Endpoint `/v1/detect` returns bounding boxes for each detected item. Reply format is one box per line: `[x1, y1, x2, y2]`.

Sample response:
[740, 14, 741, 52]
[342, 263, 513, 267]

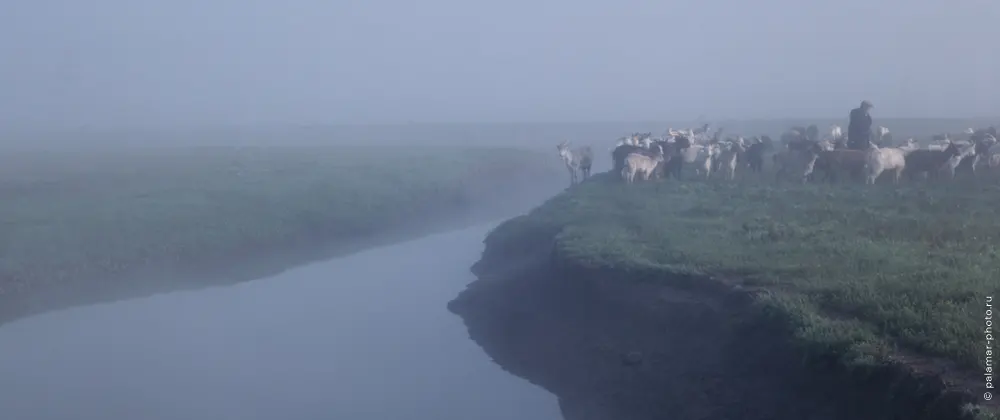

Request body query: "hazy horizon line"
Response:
[2, 116, 997, 133]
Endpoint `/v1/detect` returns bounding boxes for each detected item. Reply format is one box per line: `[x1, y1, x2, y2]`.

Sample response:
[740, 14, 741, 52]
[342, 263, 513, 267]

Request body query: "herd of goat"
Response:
[555, 123, 1000, 187]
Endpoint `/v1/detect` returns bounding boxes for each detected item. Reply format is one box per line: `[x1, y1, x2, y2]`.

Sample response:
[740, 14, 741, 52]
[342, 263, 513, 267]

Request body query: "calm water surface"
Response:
[0, 222, 561, 420]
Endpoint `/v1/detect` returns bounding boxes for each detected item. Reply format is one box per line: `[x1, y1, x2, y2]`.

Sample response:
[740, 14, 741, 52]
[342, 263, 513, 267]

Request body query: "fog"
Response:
[2, 1, 999, 131]
[3, 2, 994, 418]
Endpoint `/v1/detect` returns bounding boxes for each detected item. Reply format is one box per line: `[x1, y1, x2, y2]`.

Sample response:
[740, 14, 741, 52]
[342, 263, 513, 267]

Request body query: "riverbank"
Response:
[0, 145, 561, 325]
[449, 173, 998, 420]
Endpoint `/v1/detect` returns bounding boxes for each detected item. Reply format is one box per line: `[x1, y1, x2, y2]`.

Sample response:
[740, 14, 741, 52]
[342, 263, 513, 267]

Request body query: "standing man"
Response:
[847, 100, 873, 150]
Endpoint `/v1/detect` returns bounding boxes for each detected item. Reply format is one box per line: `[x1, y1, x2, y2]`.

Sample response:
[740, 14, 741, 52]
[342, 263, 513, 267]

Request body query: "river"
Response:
[0, 222, 562, 420]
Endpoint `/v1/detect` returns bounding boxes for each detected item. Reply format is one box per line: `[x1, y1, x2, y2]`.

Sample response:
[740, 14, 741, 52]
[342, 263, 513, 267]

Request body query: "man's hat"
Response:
[861, 100, 874, 108]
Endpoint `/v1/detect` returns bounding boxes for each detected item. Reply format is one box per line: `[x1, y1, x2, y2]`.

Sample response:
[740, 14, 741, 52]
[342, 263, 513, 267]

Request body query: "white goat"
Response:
[695, 144, 720, 179]
[817, 139, 837, 151]
[864, 138, 918, 184]
[621, 145, 665, 184]
[927, 135, 952, 151]
[715, 142, 744, 181]
[680, 144, 705, 164]
[877, 126, 890, 139]
[557, 141, 594, 186]
[830, 124, 843, 140]
[983, 137, 1000, 171]
[610, 134, 646, 151]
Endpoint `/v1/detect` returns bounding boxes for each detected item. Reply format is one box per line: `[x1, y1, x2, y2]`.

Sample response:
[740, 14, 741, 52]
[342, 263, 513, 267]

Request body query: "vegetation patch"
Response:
[483, 172, 998, 417]
[0, 145, 556, 320]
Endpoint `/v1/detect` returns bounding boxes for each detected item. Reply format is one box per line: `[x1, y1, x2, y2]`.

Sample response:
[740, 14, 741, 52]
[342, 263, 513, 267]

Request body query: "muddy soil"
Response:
[449, 263, 897, 420]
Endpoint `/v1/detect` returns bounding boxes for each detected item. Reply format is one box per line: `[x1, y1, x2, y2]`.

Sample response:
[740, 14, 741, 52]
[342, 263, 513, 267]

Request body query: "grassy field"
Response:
[0, 145, 557, 320]
[486, 169, 996, 407]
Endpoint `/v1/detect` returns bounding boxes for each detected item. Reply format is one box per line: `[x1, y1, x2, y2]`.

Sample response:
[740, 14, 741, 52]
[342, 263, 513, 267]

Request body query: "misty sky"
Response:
[2, 0, 998, 128]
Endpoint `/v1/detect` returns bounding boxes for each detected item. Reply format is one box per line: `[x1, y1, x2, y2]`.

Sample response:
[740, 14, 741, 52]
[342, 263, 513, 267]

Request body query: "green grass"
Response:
[488, 171, 997, 376]
[0, 145, 556, 304]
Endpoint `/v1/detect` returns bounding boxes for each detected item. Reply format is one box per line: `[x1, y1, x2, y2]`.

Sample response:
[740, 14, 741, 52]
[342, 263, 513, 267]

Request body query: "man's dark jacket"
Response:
[848, 107, 872, 149]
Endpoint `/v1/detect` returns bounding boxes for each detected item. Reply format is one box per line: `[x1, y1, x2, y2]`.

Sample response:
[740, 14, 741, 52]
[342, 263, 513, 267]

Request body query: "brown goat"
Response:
[903, 143, 961, 181]
[815, 149, 868, 183]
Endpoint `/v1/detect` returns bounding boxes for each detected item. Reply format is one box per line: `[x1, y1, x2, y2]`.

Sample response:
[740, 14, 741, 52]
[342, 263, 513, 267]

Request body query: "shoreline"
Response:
[448, 223, 995, 420]
[0, 180, 559, 327]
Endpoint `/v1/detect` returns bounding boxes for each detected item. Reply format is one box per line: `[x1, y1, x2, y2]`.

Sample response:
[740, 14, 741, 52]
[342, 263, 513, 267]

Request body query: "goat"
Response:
[927, 136, 952, 151]
[815, 145, 872, 183]
[903, 143, 962, 181]
[981, 137, 1000, 172]
[781, 129, 808, 149]
[817, 139, 837, 151]
[956, 134, 997, 176]
[695, 143, 721, 179]
[805, 125, 820, 142]
[939, 142, 978, 179]
[874, 126, 892, 146]
[610, 136, 630, 151]
[864, 139, 918, 185]
[653, 135, 692, 180]
[743, 137, 773, 173]
[556, 141, 593, 186]
[968, 127, 997, 144]
[774, 143, 823, 184]
[612, 144, 648, 174]
[784, 129, 817, 153]
[613, 134, 685, 179]
[680, 144, 705, 165]
[622, 145, 665, 184]
[714, 142, 744, 181]
[829, 125, 843, 141]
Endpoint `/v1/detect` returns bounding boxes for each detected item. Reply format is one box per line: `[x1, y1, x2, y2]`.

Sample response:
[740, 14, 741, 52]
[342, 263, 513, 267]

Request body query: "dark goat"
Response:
[815, 148, 869, 183]
[957, 137, 995, 175]
[781, 129, 808, 149]
[612, 145, 649, 175]
[653, 136, 692, 180]
[786, 138, 817, 152]
[805, 124, 819, 142]
[612, 137, 674, 175]
[744, 138, 773, 173]
[903, 143, 962, 180]
[971, 127, 998, 141]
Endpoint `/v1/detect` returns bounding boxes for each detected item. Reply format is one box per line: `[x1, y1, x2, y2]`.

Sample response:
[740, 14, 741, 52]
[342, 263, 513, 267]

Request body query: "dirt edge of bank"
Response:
[448, 232, 992, 420]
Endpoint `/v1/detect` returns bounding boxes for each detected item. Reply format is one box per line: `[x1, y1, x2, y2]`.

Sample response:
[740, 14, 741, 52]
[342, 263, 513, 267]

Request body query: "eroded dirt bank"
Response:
[448, 247, 975, 420]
